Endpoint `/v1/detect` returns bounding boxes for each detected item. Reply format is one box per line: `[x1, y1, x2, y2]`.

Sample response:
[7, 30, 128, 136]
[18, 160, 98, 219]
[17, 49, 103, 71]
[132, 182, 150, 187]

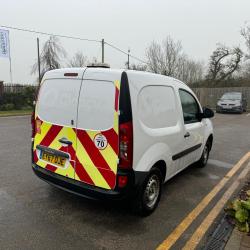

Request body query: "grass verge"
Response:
[0, 109, 32, 117]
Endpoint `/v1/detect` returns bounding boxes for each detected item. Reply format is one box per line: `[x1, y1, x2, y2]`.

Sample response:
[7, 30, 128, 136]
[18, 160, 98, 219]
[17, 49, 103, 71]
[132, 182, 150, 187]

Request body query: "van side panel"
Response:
[127, 72, 184, 179]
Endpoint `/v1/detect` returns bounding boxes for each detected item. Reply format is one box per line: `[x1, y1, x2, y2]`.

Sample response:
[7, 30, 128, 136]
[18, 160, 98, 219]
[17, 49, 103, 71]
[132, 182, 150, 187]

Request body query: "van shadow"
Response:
[42, 164, 207, 235]
[45, 184, 147, 235]
[160, 163, 208, 198]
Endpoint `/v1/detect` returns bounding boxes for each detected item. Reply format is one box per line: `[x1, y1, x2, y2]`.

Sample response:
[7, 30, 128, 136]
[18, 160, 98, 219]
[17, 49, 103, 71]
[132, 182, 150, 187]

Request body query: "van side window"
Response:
[179, 89, 200, 124]
[138, 85, 178, 129]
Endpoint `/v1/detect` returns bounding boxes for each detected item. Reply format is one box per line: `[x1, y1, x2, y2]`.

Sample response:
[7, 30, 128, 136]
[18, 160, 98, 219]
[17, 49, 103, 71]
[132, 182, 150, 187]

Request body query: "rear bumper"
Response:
[32, 164, 147, 201]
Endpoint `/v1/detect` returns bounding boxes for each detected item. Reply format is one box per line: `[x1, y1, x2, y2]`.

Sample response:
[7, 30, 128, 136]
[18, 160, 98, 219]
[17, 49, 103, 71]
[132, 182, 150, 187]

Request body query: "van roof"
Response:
[42, 67, 187, 88]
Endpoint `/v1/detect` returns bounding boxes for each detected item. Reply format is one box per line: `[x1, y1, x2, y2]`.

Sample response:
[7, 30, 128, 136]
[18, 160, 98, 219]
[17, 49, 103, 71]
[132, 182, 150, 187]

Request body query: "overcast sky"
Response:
[0, 0, 250, 84]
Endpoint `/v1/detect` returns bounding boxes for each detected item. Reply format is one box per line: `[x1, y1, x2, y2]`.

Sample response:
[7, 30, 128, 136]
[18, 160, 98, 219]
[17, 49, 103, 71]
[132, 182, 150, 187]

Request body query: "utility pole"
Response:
[37, 38, 41, 84]
[127, 49, 130, 69]
[101, 39, 104, 63]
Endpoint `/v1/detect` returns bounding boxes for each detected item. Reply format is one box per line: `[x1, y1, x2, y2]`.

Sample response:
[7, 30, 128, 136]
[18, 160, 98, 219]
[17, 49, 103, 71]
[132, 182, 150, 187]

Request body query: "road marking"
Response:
[246, 113, 250, 117]
[156, 152, 250, 250]
[182, 162, 250, 250]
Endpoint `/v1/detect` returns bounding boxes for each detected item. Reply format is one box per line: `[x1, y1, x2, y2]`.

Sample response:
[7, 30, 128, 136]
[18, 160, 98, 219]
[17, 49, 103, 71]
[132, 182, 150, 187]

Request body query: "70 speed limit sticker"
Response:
[93, 133, 108, 150]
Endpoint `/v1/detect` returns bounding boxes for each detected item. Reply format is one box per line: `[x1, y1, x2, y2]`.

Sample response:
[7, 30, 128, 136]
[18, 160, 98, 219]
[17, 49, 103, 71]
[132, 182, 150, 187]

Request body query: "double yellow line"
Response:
[157, 152, 250, 250]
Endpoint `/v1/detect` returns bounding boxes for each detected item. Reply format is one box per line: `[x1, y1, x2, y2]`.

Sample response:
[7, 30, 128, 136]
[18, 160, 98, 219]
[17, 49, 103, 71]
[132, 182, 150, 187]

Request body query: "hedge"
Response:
[0, 86, 37, 110]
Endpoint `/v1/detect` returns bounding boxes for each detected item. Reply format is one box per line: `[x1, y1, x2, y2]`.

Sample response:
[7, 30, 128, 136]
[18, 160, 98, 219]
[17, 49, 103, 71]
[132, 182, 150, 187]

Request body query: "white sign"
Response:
[0, 29, 10, 58]
[94, 133, 108, 150]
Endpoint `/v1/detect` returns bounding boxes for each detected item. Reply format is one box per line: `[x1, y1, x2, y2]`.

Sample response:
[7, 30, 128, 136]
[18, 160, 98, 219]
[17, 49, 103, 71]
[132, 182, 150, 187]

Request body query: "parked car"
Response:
[216, 92, 247, 113]
[31, 66, 214, 215]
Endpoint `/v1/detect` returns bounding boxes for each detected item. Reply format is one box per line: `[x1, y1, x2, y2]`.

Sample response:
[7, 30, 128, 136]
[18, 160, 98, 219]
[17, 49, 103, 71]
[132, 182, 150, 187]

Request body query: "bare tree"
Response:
[241, 24, 250, 59]
[177, 56, 204, 84]
[206, 44, 243, 82]
[238, 61, 250, 79]
[124, 62, 147, 71]
[67, 51, 88, 67]
[146, 36, 183, 75]
[31, 36, 66, 76]
[130, 63, 147, 71]
[162, 37, 183, 76]
[240, 24, 250, 79]
[146, 36, 204, 84]
[146, 41, 163, 73]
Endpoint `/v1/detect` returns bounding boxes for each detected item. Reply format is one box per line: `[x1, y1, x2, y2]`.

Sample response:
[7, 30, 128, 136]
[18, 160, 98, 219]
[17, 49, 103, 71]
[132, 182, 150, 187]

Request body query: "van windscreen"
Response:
[77, 80, 115, 131]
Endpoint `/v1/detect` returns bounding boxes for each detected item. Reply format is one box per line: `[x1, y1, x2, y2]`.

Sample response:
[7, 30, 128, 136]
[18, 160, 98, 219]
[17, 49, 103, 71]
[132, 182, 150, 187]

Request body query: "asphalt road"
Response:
[0, 113, 250, 250]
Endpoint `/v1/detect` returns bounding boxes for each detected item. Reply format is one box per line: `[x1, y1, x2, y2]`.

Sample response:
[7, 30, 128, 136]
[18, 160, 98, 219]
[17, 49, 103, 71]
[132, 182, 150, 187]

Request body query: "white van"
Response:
[32, 66, 214, 215]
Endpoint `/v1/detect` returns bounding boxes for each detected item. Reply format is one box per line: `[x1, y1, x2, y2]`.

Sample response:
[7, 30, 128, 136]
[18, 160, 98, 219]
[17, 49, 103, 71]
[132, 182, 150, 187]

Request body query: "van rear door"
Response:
[33, 78, 82, 179]
[75, 79, 120, 190]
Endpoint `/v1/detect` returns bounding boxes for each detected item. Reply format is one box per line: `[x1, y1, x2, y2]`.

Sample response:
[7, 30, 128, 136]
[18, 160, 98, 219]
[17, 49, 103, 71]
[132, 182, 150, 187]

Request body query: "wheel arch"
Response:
[207, 134, 213, 151]
[151, 160, 167, 182]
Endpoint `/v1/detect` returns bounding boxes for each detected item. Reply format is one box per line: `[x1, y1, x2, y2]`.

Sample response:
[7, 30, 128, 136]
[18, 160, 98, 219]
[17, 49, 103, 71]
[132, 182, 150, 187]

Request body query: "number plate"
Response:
[41, 151, 66, 167]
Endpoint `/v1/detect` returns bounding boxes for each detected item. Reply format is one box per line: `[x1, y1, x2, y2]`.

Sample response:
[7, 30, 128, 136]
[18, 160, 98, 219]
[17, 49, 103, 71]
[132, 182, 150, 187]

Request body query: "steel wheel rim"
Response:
[144, 174, 160, 208]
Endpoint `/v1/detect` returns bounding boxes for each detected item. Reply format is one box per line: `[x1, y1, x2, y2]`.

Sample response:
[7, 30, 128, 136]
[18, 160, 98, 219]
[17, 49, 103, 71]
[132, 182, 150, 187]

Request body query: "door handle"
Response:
[184, 132, 190, 138]
[59, 137, 72, 145]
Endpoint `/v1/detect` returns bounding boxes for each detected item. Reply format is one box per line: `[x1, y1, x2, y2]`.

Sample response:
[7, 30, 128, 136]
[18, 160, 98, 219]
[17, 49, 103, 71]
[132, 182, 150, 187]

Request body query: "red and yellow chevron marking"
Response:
[33, 80, 120, 190]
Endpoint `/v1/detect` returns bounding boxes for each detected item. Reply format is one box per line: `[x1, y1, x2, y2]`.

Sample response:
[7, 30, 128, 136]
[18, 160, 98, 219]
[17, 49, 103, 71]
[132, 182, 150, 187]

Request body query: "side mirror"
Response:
[201, 107, 214, 119]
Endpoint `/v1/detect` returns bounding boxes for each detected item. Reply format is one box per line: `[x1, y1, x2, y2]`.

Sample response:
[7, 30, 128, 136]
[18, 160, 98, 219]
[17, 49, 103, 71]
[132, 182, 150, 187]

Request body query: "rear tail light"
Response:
[36, 120, 42, 134]
[119, 122, 133, 169]
[31, 111, 35, 138]
[31, 111, 42, 138]
[31, 81, 43, 138]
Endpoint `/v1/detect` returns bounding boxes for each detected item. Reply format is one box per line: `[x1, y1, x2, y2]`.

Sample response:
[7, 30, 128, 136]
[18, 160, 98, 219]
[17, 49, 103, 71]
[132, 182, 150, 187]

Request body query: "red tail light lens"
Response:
[36, 120, 42, 134]
[119, 122, 133, 169]
[31, 111, 35, 138]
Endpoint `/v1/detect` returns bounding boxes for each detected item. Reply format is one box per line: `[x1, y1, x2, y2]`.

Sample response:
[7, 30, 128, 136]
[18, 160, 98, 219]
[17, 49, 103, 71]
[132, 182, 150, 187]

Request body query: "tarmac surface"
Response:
[0, 113, 250, 250]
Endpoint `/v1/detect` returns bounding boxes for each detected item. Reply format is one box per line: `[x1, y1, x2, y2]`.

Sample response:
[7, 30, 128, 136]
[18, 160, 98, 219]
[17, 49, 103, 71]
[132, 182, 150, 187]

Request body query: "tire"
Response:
[132, 168, 162, 216]
[196, 140, 211, 168]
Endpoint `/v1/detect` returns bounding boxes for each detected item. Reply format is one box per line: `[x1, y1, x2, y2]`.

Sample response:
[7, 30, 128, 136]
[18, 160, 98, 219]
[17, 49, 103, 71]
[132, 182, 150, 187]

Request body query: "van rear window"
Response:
[37, 79, 81, 126]
[77, 80, 115, 131]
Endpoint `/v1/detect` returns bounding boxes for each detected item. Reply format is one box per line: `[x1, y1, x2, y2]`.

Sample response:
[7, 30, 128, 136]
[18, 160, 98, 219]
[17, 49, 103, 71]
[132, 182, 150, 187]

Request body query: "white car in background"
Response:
[216, 92, 247, 113]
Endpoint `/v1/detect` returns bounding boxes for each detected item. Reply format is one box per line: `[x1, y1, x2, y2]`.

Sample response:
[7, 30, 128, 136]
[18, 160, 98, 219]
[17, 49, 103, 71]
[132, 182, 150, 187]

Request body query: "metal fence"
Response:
[192, 87, 250, 110]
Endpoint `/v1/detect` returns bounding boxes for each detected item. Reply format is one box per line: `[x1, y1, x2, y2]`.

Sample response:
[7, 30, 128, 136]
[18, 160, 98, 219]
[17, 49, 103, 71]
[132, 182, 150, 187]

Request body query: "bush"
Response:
[225, 190, 250, 233]
[0, 86, 37, 110]
[0, 103, 15, 111]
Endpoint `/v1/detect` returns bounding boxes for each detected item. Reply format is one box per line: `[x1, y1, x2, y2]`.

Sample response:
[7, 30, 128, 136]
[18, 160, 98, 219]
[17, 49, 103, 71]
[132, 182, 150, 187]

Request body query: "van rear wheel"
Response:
[196, 141, 210, 168]
[132, 168, 162, 216]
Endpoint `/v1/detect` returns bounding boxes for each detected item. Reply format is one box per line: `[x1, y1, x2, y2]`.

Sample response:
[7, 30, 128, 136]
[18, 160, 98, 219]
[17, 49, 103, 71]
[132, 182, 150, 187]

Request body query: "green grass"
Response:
[0, 109, 32, 117]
